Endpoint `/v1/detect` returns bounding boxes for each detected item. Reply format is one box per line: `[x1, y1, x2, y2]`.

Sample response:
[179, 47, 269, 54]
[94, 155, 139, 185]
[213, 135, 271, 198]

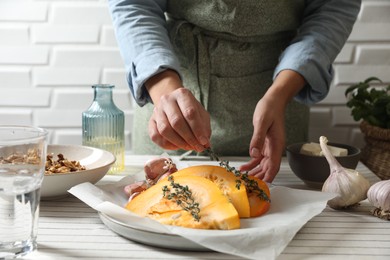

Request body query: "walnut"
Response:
[44, 153, 86, 174]
[0, 148, 42, 165]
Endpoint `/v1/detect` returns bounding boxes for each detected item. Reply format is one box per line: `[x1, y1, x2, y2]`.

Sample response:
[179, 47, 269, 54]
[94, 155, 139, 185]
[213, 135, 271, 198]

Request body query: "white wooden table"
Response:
[25, 155, 390, 260]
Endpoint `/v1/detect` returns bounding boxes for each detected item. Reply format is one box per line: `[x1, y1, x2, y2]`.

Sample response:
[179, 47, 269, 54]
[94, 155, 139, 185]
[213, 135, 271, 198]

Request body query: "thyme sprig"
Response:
[206, 148, 270, 202]
[162, 175, 201, 221]
[206, 147, 220, 161]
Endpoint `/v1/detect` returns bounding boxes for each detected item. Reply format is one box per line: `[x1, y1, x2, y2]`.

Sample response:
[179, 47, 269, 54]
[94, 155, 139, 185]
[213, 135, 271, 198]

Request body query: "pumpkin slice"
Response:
[126, 175, 240, 230]
[171, 165, 251, 218]
[246, 176, 271, 217]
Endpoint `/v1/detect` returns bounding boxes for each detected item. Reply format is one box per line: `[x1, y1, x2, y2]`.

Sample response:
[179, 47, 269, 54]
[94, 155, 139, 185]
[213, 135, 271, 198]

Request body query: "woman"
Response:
[108, 0, 361, 182]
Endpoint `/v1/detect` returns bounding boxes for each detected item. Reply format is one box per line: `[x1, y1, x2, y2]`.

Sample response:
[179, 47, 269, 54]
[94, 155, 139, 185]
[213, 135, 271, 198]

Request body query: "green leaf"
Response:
[345, 77, 390, 129]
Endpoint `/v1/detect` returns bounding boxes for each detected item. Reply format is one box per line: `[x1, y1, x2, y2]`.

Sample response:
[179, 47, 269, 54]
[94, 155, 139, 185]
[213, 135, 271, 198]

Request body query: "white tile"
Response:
[349, 22, 390, 41]
[0, 109, 32, 125]
[32, 25, 100, 43]
[51, 89, 96, 109]
[52, 47, 123, 68]
[308, 127, 350, 144]
[0, 25, 30, 45]
[34, 109, 82, 127]
[33, 68, 100, 86]
[50, 3, 112, 25]
[334, 65, 390, 85]
[356, 45, 390, 65]
[309, 107, 332, 128]
[0, 1, 47, 22]
[0, 89, 51, 106]
[318, 83, 350, 105]
[112, 90, 134, 112]
[102, 68, 129, 90]
[360, 1, 390, 22]
[0, 68, 31, 88]
[50, 88, 132, 113]
[52, 129, 82, 146]
[0, 46, 49, 65]
[334, 44, 355, 63]
[332, 107, 359, 126]
[101, 26, 118, 47]
[35, 106, 132, 129]
[51, 129, 132, 151]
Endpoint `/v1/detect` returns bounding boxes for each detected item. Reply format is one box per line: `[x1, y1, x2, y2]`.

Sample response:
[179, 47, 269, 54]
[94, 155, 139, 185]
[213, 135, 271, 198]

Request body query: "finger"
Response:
[177, 95, 211, 147]
[239, 157, 262, 172]
[253, 145, 283, 183]
[261, 161, 279, 183]
[239, 157, 268, 181]
[249, 161, 269, 181]
[249, 119, 268, 159]
[148, 113, 182, 150]
[153, 103, 193, 150]
[261, 144, 283, 183]
[162, 106, 202, 151]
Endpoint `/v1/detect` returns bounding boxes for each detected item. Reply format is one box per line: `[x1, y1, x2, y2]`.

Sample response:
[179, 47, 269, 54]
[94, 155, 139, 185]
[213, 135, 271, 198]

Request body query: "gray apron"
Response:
[133, 0, 309, 156]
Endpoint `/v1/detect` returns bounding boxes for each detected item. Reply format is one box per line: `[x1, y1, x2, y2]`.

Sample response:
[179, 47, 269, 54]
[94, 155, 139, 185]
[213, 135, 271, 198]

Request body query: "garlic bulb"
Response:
[319, 136, 370, 209]
[367, 180, 390, 220]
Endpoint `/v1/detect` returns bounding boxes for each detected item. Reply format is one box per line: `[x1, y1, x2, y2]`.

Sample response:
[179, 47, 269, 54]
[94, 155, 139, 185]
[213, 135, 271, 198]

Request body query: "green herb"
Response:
[162, 175, 201, 221]
[207, 149, 270, 202]
[345, 77, 390, 129]
[206, 147, 220, 162]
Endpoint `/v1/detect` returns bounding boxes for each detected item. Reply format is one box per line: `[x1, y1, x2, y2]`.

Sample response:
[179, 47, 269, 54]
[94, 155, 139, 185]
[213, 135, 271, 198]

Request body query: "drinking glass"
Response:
[0, 126, 48, 259]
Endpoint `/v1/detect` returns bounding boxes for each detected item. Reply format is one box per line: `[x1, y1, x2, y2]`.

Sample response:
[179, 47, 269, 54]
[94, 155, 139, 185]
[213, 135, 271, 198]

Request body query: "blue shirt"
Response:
[108, 0, 361, 106]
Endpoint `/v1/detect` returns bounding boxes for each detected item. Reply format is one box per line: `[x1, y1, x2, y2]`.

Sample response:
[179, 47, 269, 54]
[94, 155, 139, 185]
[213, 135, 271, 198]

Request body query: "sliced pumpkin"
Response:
[171, 165, 251, 218]
[245, 175, 271, 217]
[126, 175, 240, 230]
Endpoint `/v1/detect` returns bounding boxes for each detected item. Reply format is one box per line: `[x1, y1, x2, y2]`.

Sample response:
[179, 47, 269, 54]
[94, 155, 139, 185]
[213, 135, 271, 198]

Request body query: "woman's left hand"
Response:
[239, 94, 285, 183]
[239, 70, 307, 182]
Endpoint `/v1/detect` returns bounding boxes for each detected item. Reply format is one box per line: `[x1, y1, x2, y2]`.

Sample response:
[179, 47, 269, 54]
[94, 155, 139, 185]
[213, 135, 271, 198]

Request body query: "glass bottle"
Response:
[82, 84, 125, 174]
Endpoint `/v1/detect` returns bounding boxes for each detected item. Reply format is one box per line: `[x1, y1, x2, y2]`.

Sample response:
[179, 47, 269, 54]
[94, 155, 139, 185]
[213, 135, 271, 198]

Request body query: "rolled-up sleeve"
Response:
[274, 0, 361, 105]
[108, 0, 181, 106]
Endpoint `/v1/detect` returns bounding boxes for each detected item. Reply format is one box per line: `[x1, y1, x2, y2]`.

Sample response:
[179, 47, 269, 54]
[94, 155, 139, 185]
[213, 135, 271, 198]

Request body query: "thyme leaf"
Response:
[206, 148, 270, 202]
[162, 175, 201, 221]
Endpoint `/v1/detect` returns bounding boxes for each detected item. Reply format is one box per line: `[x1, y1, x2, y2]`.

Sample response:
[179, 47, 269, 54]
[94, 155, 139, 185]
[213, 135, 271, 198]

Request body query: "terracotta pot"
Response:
[360, 121, 390, 180]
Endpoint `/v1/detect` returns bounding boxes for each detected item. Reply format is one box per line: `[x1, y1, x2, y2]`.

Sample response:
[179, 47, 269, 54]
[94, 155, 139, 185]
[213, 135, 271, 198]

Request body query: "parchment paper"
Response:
[68, 169, 334, 260]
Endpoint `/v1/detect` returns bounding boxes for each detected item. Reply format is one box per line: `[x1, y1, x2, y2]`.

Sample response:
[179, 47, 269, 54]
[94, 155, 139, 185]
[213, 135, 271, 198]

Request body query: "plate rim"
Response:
[98, 212, 211, 251]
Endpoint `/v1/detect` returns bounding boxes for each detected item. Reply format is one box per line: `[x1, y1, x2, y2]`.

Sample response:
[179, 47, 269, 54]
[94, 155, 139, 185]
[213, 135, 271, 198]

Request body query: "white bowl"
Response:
[41, 145, 116, 199]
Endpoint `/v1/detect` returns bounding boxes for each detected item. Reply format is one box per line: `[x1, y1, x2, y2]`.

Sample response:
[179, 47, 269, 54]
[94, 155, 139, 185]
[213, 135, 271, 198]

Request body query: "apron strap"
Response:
[169, 20, 210, 109]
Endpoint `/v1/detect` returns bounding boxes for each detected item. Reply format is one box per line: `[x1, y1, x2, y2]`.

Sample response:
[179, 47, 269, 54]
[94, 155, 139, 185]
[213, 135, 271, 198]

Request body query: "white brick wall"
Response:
[0, 0, 388, 151]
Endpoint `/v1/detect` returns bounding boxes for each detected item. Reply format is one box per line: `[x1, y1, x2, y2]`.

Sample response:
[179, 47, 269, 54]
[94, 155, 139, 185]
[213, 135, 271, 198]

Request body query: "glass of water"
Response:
[0, 126, 48, 259]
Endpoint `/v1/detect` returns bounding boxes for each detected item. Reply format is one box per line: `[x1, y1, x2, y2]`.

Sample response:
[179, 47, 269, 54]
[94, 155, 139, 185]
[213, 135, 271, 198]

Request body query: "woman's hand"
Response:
[240, 70, 307, 182]
[239, 94, 285, 183]
[146, 70, 211, 152]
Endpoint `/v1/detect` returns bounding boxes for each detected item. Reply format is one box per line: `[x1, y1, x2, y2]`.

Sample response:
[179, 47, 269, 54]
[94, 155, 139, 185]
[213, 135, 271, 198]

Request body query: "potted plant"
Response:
[345, 77, 390, 180]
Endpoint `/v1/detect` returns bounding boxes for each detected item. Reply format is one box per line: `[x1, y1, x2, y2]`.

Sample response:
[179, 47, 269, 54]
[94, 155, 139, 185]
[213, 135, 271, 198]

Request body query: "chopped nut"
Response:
[0, 148, 42, 165]
[44, 153, 86, 174]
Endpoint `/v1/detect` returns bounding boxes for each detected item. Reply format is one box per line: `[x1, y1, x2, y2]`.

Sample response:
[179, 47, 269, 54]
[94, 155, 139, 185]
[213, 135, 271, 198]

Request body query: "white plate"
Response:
[41, 145, 115, 199]
[98, 212, 210, 251]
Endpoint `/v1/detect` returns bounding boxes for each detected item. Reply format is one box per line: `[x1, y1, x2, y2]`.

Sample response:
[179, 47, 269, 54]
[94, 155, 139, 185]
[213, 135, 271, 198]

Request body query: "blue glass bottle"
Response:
[82, 84, 125, 174]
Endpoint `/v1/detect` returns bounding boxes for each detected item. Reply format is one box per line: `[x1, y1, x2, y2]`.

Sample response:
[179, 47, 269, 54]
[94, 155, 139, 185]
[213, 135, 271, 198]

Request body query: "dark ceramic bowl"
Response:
[286, 142, 361, 189]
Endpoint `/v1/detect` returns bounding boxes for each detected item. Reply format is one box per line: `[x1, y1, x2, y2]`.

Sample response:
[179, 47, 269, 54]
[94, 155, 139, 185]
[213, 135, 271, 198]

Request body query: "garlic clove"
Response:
[124, 180, 148, 197]
[367, 180, 390, 220]
[319, 136, 370, 209]
[144, 157, 178, 186]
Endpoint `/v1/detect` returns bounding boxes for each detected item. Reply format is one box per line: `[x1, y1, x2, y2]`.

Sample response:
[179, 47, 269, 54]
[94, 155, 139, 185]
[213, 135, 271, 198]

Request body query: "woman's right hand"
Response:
[145, 70, 211, 152]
